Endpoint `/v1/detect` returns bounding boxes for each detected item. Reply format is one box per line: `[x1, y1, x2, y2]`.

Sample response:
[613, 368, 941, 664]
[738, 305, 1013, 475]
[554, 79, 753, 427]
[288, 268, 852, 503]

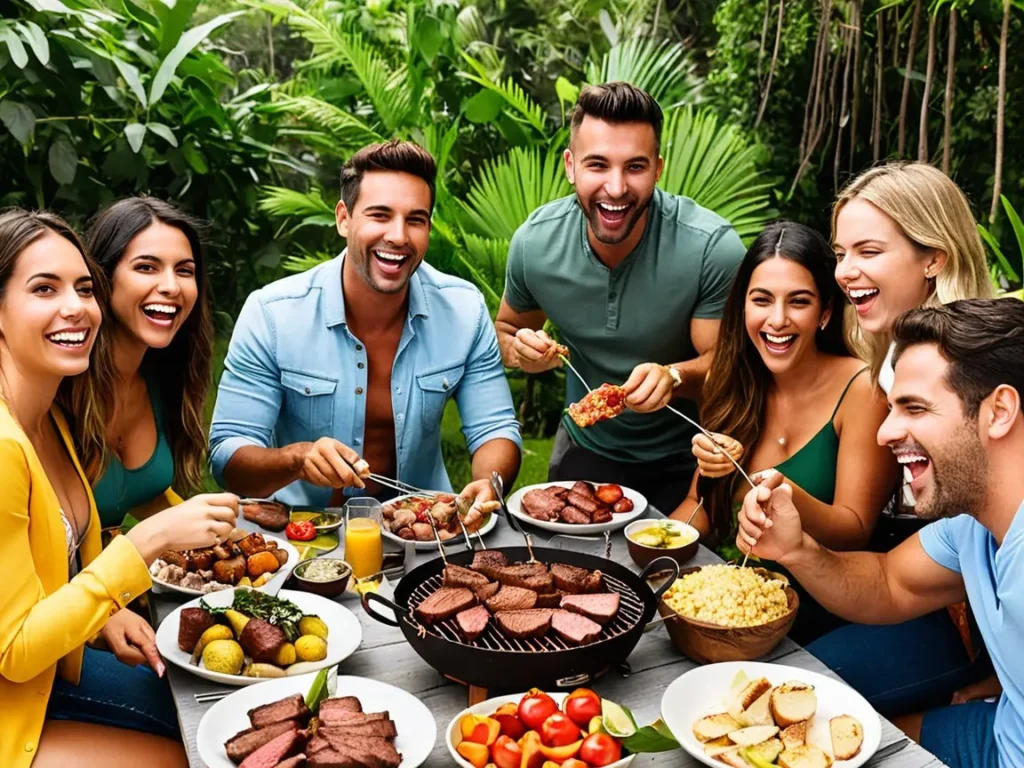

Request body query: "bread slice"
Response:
[728, 677, 773, 721]
[693, 713, 742, 743]
[739, 688, 774, 727]
[703, 736, 735, 757]
[781, 721, 807, 750]
[727, 725, 780, 746]
[746, 737, 783, 764]
[714, 749, 749, 768]
[778, 745, 833, 768]
[830, 715, 864, 760]
[770, 681, 817, 726]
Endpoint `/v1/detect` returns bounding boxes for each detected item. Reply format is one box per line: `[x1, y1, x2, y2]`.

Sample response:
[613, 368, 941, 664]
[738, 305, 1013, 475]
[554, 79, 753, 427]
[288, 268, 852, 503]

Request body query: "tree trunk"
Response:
[267, 16, 275, 78]
[898, 0, 923, 156]
[758, 0, 772, 82]
[918, 12, 937, 161]
[942, 8, 957, 174]
[835, 24, 855, 191]
[755, 0, 786, 130]
[990, 0, 1009, 223]
[799, 0, 829, 159]
[873, 9, 885, 161]
[849, 0, 863, 172]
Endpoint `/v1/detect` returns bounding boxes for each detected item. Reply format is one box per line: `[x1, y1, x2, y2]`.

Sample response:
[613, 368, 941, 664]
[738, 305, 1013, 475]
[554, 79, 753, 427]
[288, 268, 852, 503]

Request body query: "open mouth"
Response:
[848, 287, 879, 315]
[45, 328, 90, 349]
[142, 303, 180, 327]
[372, 248, 412, 277]
[595, 201, 634, 229]
[760, 331, 797, 355]
[896, 449, 931, 488]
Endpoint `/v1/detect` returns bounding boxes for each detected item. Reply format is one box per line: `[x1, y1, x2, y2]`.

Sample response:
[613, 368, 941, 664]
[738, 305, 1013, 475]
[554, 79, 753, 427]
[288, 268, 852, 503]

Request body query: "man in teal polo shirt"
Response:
[495, 82, 745, 512]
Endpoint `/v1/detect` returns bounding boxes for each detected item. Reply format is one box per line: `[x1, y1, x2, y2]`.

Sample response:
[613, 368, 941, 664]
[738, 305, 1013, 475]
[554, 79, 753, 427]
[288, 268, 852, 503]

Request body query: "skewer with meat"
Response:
[567, 383, 627, 428]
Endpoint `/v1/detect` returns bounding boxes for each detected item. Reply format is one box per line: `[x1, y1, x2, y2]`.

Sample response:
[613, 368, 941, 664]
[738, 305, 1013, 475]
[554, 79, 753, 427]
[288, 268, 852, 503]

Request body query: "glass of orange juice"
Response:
[344, 497, 384, 580]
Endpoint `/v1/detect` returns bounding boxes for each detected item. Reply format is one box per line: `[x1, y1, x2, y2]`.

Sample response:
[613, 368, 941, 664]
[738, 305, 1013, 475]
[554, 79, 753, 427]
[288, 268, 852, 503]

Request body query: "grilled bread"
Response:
[726, 725, 779, 746]
[728, 677, 773, 723]
[830, 715, 864, 760]
[692, 713, 742, 743]
[777, 745, 833, 768]
[770, 681, 817, 727]
[702, 736, 734, 757]
[739, 689, 774, 727]
[714, 749, 748, 768]
[780, 721, 808, 750]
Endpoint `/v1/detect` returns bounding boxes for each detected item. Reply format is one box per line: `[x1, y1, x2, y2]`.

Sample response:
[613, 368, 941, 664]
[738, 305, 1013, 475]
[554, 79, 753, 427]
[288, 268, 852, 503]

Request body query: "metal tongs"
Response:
[490, 471, 538, 563]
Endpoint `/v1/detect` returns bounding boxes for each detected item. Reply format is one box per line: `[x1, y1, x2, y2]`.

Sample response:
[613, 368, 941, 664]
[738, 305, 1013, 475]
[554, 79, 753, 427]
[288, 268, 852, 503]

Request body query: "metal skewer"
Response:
[558, 354, 593, 394]
[490, 471, 538, 563]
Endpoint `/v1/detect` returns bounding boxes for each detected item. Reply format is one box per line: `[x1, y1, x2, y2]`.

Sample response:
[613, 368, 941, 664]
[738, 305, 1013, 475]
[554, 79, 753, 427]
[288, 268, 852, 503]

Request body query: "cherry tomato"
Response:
[563, 689, 602, 728]
[518, 689, 559, 731]
[490, 735, 522, 768]
[540, 712, 580, 748]
[580, 733, 622, 767]
[285, 520, 317, 541]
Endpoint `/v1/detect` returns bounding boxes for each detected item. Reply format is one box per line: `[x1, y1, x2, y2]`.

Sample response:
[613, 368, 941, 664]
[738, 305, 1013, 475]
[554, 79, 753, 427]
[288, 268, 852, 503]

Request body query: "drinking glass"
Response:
[344, 497, 384, 580]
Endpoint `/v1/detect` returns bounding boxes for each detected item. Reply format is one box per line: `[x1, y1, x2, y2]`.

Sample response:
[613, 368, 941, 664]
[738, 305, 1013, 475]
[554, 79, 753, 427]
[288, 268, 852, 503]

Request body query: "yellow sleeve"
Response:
[0, 438, 152, 684]
[164, 488, 184, 505]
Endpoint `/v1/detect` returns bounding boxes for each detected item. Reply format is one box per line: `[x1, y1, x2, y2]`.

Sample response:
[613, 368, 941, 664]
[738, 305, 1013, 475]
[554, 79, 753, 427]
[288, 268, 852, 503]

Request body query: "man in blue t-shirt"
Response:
[736, 298, 1024, 768]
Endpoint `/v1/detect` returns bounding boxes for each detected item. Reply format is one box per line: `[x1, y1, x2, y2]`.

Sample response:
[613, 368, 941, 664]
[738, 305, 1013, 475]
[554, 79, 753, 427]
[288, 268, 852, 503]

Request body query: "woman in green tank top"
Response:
[62, 198, 214, 530]
[669, 222, 900, 642]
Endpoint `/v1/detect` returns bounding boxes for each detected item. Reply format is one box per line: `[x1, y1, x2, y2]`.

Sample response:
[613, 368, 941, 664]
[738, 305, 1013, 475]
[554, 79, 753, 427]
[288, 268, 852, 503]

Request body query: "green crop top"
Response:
[92, 373, 175, 529]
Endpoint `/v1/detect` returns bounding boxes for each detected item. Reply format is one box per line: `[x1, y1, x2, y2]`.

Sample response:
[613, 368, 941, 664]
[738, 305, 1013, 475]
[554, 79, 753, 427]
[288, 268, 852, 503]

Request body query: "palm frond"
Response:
[460, 52, 548, 136]
[263, 96, 384, 151]
[460, 233, 509, 310]
[259, 186, 334, 220]
[585, 37, 701, 105]
[282, 251, 336, 273]
[658, 106, 776, 242]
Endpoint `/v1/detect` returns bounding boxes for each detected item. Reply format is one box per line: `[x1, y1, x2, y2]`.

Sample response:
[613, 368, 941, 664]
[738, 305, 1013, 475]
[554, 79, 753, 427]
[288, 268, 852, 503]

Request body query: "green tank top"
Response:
[93, 374, 175, 528]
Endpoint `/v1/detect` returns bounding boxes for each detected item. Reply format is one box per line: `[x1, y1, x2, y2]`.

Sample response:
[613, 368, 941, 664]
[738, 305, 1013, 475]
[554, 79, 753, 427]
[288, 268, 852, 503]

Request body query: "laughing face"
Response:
[110, 220, 197, 350]
[337, 170, 431, 295]
[744, 257, 829, 374]
[834, 198, 944, 335]
[564, 116, 663, 247]
[877, 344, 988, 520]
[0, 231, 101, 379]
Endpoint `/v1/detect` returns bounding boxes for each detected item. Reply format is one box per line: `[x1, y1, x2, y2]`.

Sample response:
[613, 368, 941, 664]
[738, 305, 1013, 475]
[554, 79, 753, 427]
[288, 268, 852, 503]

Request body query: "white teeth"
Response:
[47, 331, 86, 343]
[765, 333, 795, 344]
[144, 303, 179, 314]
[598, 202, 629, 212]
[849, 288, 879, 299]
[374, 250, 407, 262]
[896, 454, 929, 464]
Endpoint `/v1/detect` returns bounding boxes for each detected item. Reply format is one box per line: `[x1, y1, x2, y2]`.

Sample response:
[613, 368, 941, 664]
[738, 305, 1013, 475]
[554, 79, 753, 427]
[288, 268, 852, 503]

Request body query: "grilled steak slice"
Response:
[240, 618, 287, 663]
[566, 493, 601, 515]
[474, 581, 500, 602]
[535, 590, 565, 608]
[319, 711, 389, 728]
[444, 564, 492, 590]
[521, 489, 565, 522]
[559, 506, 591, 525]
[414, 587, 475, 624]
[456, 604, 490, 642]
[591, 508, 613, 525]
[307, 733, 330, 755]
[241, 500, 290, 532]
[213, 553, 247, 585]
[321, 734, 402, 768]
[570, 481, 596, 499]
[494, 563, 553, 592]
[319, 697, 362, 716]
[275, 756, 306, 768]
[551, 609, 602, 646]
[548, 486, 570, 501]
[486, 585, 537, 612]
[177, 607, 215, 653]
[496, 609, 554, 639]
[238, 728, 303, 768]
[560, 593, 620, 624]
[470, 550, 508, 579]
[551, 563, 603, 594]
[225, 720, 300, 763]
[249, 694, 310, 728]
[236, 532, 268, 557]
[319, 720, 398, 739]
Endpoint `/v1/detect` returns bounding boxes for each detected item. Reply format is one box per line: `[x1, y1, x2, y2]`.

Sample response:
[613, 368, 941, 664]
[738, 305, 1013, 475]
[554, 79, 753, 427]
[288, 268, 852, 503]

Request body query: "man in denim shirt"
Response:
[209, 141, 522, 509]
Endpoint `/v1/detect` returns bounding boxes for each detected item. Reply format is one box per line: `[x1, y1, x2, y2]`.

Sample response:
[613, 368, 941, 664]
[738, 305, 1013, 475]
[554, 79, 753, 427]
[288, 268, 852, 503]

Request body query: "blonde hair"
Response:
[831, 162, 992, 382]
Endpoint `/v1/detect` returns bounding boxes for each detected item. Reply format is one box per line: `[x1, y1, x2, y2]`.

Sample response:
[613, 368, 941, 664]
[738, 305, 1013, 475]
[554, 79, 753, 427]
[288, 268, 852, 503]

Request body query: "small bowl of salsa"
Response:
[625, 519, 700, 568]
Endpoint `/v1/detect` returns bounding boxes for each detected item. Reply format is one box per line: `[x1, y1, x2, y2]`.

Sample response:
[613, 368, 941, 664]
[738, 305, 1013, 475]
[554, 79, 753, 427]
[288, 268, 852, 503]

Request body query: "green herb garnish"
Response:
[201, 589, 307, 642]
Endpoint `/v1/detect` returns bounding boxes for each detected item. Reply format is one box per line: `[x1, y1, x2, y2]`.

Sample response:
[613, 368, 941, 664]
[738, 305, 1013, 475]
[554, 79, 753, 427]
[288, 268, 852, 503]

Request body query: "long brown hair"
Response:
[0, 209, 116, 459]
[698, 222, 851, 541]
[73, 198, 214, 496]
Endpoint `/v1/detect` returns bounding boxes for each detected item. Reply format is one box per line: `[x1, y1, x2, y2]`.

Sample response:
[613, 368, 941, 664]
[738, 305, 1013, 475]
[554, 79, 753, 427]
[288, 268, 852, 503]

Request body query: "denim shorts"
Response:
[46, 646, 180, 740]
[920, 700, 999, 768]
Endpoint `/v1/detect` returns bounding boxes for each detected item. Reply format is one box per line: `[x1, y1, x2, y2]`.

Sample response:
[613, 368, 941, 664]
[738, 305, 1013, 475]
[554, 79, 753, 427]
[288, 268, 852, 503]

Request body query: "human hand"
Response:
[736, 470, 805, 563]
[99, 609, 165, 676]
[951, 674, 1002, 705]
[692, 432, 745, 478]
[457, 479, 501, 532]
[623, 363, 675, 413]
[296, 438, 368, 490]
[129, 492, 239, 561]
[512, 328, 564, 374]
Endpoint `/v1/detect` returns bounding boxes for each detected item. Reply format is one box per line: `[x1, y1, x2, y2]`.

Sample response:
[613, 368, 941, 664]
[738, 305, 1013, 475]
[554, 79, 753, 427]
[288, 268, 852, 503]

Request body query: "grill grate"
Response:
[403, 567, 645, 652]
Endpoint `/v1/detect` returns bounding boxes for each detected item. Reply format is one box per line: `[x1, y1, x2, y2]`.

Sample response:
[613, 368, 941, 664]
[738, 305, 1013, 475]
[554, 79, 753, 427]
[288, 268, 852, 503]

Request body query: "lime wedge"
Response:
[601, 699, 637, 739]
[742, 747, 777, 768]
[588, 715, 606, 735]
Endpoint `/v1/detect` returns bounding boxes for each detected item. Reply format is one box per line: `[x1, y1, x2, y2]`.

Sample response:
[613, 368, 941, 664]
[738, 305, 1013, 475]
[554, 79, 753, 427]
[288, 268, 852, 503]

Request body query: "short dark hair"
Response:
[340, 140, 437, 213]
[892, 298, 1024, 418]
[569, 82, 663, 153]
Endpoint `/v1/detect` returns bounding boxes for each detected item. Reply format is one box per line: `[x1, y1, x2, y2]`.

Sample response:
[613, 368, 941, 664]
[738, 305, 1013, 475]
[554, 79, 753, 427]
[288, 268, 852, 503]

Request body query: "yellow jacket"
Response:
[0, 400, 152, 767]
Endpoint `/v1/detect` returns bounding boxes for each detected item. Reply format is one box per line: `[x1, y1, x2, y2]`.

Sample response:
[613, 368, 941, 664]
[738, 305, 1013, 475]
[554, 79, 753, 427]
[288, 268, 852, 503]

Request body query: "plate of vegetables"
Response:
[381, 494, 499, 549]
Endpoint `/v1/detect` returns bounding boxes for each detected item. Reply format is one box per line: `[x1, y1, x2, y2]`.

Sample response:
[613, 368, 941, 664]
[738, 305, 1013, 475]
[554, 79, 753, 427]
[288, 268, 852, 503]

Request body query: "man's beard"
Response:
[915, 420, 989, 521]
[577, 191, 653, 246]
[351, 242, 418, 295]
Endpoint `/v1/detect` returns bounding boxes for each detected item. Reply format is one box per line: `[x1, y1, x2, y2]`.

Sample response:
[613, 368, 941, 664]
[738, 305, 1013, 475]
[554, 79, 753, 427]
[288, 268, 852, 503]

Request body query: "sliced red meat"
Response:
[551, 610, 603, 646]
[521, 489, 565, 521]
[495, 609, 554, 639]
[486, 585, 537, 612]
[444, 564, 491, 590]
[560, 592, 620, 624]
[550, 563, 604, 594]
[470, 550, 508, 579]
[456, 604, 491, 642]
[319, 697, 363, 717]
[414, 587, 475, 623]
[570, 481, 595, 499]
[494, 563, 553, 592]
[535, 590, 565, 608]
[238, 729, 303, 768]
[566, 492, 600, 515]
[559, 506, 591, 525]
[225, 720, 299, 763]
[248, 694, 310, 728]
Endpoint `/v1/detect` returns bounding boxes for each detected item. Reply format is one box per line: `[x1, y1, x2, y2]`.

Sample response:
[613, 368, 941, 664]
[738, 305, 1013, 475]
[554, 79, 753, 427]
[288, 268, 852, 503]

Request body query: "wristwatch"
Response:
[666, 365, 683, 389]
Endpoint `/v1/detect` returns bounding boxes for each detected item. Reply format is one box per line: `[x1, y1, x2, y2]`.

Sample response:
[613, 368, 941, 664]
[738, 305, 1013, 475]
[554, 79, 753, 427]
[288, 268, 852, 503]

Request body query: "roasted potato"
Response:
[246, 550, 280, 580]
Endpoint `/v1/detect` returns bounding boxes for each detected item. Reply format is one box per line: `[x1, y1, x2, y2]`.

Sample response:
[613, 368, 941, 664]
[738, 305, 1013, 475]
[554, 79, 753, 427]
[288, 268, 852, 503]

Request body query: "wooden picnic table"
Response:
[152, 505, 948, 768]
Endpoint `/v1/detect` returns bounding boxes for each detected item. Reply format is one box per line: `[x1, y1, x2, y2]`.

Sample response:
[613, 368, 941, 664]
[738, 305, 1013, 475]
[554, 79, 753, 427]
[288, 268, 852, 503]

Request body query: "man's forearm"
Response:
[494, 321, 521, 368]
[471, 438, 521, 491]
[222, 443, 308, 498]
[672, 350, 713, 401]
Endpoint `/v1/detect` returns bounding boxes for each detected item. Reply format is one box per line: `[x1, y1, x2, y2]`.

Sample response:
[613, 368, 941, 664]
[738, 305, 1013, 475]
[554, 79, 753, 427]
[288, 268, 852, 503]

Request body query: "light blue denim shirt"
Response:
[208, 253, 522, 507]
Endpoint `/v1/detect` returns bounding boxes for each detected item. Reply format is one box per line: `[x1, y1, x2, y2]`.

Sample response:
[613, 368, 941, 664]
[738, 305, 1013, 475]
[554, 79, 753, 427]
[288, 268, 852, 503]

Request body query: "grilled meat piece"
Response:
[213, 554, 247, 585]
[486, 585, 537, 612]
[212, 543, 234, 560]
[535, 590, 565, 608]
[551, 563, 603, 594]
[307, 733, 330, 755]
[249, 694, 311, 729]
[238, 728, 304, 768]
[443, 564, 492, 590]
[571, 481, 596, 499]
[236, 533, 268, 557]
[318, 711, 389, 728]
[319, 735, 402, 768]
[319, 697, 363, 717]
[551, 609, 602, 645]
[496, 609, 554, 639]
[520, 489, 565, 522]
[319, 720, 397, 739]
[560, 592, 620, 624]
[474, 581, 500, 602]
[240, 618, 287, 663]
[470, 550, 508, 579]
[559, 506, 591, 525]
[177, 607, 215, 653]
[187, 549, 215, 572]
[270, 547, 289, 567]
[242, 500, 290, 532]
[494, 563, 553, 592]
[159, 550, 188, 570]
[225, 720, 300, 764]
[414, 587, 475, 624]
[565, 492, 600, 515]
[274, 756, 306, 768]
[456, 605, 491, 642]
[591, 508, 614, 525]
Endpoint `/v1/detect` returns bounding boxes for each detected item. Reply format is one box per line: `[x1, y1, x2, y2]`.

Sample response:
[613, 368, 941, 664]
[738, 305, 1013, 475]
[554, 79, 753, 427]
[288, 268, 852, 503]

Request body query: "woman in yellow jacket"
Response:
[0, 209, 238, 768]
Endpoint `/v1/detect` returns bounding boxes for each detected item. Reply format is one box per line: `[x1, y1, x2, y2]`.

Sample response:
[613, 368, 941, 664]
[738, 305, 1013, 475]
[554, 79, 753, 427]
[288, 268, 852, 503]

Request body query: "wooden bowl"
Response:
[656, 566, 798, 664]
[290, 558, 354, 598]
[624, 519, 700, 568]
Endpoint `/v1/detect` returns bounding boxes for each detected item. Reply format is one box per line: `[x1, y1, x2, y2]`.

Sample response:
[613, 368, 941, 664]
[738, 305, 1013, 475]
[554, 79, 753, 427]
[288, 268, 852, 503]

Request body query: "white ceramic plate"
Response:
[447, 691, 634, 768]
[506, 481, 648, 535]
[155, 588, 362, 686]
[381, 493, 498, 550]
[150, 534, 300, 597]
[197, 672, 436, 768]
[661, 661, 882, 767]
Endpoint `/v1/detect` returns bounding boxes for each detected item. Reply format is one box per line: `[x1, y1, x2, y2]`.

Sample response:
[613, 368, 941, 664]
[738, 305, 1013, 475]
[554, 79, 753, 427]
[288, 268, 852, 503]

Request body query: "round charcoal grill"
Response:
[363, 546, 678, 690]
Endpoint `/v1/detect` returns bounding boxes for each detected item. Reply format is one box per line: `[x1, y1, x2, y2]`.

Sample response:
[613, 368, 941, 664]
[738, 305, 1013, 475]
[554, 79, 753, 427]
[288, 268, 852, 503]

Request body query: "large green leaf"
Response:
[585, 38, 700, 105]
[149, 12, 244, 106]
[460, 52, 548, 136]
[124, 122, 146, 153]
[0, 100, 36, 145]
[48, 135, 77, 184]
[979, 222, 1020, 283]
[264, 96, 383, 151]
[1, 26, 29, 68]
[113, 57, 147, 107]
[17, 21, 49, 65]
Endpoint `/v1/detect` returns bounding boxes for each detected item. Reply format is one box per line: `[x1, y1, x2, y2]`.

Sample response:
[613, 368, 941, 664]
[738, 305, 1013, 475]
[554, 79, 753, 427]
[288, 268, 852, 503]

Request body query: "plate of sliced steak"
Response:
[506, 481, 647, 534]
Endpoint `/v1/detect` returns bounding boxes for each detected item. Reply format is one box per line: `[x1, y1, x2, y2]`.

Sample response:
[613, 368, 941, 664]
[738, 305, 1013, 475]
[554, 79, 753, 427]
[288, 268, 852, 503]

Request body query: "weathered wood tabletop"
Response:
[152, 506, 948, 768]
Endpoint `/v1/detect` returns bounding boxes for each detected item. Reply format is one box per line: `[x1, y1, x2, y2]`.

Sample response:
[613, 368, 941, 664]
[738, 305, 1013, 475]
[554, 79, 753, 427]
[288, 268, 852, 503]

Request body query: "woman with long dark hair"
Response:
[64, 197, 214, 528]
[671, 221, 899, 642]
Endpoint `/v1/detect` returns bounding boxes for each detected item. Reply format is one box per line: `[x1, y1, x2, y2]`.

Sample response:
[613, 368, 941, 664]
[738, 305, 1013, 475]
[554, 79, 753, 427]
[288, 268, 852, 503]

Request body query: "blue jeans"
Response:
[920, 700, 999, 768]
[805, 610, 978, 718]
[46, 646, 180, 740]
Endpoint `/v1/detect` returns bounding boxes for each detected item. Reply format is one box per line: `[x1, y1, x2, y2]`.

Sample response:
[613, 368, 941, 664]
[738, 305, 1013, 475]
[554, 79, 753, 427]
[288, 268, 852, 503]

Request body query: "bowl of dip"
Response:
[291, 558, 354, 598]
[625, 519, 700, 568]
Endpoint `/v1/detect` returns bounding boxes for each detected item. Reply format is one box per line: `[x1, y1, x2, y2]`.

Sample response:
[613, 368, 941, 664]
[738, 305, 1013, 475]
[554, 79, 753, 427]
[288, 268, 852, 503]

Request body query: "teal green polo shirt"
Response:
[503, 189, 745, 463]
